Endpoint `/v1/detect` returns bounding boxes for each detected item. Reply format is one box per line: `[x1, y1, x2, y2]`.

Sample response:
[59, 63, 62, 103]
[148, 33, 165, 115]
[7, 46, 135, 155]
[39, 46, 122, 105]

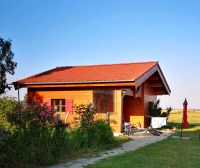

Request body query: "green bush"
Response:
[0, 100, 69, 168]
[0, 101, 116, 167]
[76, 120, 114, 148]
[75, 104, 114, 148]
[0, 96, 17, 130]
[0, 125, 69, 168]
[94, 120, 114, 145]
[74, 103, 96, 129]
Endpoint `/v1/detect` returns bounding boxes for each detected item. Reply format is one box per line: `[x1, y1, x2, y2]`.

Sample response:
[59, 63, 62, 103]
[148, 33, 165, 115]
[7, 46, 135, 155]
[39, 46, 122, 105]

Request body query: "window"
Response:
[51, 99, 65, 112]
[93, 90, 114, 113]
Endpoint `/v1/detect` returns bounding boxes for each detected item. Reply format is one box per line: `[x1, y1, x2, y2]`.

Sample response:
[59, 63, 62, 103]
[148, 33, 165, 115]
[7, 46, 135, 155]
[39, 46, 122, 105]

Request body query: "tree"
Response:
[0, 38, 17, 94]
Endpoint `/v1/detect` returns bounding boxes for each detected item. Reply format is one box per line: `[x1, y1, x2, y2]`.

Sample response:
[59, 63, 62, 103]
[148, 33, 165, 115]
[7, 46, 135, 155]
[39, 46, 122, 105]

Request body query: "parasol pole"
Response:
[180, 98, 187, 139]
[180, 109, 184, 139]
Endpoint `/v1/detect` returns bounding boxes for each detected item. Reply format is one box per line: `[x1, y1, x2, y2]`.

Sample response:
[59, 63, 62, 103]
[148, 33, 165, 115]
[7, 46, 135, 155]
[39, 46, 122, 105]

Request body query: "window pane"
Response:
[55, 99, 59, 105]
[51, 99, 66, 112]
[62, 106, 65, 112]
[57, 106, 60, 112]
[54, 105, 60, 112]
[102, 100, 107, 112]
[93, 90, 114, 113]
[62, 99, 65, 105]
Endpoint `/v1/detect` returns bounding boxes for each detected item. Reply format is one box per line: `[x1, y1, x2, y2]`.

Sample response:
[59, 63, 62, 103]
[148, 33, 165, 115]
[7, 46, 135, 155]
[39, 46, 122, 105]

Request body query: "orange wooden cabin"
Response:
[13, 61, 170, 134]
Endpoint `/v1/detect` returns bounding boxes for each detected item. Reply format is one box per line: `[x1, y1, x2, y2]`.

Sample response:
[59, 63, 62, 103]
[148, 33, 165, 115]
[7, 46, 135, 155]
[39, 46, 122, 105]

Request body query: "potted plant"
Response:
[149, 100, 172, 128]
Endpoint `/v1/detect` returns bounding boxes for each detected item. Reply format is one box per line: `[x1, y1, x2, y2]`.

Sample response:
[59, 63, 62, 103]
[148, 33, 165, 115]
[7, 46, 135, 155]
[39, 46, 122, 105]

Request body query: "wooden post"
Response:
[106, 112, 110, 124]
[17, 83, 20, 102]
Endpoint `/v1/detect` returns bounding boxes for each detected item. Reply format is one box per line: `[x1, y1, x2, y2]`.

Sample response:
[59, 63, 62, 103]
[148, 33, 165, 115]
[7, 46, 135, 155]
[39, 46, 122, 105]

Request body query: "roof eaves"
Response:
[156, 64, 171, 94]
[13, 79, 135, 85]
[134, 63, 171, 95]
[134, 62, 158, 82]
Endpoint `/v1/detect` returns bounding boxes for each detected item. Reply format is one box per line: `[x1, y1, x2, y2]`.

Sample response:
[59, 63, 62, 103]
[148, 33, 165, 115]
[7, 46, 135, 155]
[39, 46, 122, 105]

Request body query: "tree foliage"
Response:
[0, 38, 17, 94]
[0, 96, 17, 129]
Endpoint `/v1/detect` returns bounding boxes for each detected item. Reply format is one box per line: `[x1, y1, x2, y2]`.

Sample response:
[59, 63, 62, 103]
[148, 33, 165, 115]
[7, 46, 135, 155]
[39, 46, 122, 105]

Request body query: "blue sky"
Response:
[1, 0, 200, 108]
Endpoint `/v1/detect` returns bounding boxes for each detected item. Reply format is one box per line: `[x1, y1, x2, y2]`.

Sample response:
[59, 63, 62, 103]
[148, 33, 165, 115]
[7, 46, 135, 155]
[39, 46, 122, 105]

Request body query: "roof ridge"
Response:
[57, 61, 158, 69]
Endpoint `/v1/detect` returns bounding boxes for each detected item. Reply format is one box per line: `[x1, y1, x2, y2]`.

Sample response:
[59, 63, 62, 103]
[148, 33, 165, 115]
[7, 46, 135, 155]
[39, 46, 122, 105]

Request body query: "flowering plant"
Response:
[74, 103, 96, 129]
[7, 100, 54, 130]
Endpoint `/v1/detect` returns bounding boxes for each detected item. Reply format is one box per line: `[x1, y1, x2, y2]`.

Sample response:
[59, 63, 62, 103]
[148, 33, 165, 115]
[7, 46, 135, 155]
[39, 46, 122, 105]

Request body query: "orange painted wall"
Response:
[28, 81, 156, 132]
[28, 89, 92, 124]
[123, 81, 156, 128]
[28, 88, 123, 133]
[123, 86, 145, 127]
[143, 81, 157, 127]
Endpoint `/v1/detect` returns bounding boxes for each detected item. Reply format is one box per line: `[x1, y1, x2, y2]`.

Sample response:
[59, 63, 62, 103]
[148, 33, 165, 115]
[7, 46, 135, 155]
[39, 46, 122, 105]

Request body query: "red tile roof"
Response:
[15, 62, 158, 84]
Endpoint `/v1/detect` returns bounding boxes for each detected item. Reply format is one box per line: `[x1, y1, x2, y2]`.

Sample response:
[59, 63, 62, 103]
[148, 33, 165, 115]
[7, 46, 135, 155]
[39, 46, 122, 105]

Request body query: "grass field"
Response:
[168, 109, 200, 124]
[87, 110, 200, 168]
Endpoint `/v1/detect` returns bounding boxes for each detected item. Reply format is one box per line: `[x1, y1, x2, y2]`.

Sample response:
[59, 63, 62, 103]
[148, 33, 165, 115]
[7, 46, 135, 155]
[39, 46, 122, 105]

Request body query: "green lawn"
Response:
[58, 135, 131, 163]
[87, 110, 200, 168]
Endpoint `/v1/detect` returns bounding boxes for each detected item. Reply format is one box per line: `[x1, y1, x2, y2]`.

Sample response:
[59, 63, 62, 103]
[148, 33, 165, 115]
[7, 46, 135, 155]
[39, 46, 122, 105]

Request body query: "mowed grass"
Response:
[87, 110, 200, 168]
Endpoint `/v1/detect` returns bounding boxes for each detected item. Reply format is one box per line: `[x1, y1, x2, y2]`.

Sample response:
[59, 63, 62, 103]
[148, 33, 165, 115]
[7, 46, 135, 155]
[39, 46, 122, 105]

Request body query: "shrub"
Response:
[75, 104, 114, 148]
[0, 100, 69, 168]
[6, 100, 54, 131]
[74, 103, 96, 129]
[0, 96, 17, 130]
[0, 101, 116, 167]
[94, 120, 114, 145]
[1, 126, 68, 167]
[74, 104, 96, 148]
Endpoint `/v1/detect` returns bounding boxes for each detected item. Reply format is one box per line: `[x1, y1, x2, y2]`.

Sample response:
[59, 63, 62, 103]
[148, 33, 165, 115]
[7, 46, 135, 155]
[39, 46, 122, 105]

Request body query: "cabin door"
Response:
[123, 96, 131, 123]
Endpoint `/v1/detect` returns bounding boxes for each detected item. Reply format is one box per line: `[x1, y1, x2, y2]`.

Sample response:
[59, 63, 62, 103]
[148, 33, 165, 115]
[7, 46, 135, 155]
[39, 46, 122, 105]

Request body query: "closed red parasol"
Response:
[183, 98, 189, 128]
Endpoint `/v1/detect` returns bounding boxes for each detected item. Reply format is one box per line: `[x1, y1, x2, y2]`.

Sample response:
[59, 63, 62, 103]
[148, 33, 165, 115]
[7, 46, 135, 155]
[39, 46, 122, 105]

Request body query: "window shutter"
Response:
[97, 97, 102, 112]
[65, 99, 73, 114]
[107, 99, 113, 112]
[43, 99, 51, 107]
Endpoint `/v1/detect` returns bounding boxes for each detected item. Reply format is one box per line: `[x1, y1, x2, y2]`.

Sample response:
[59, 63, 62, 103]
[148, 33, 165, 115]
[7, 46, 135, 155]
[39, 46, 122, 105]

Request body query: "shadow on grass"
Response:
[168, 122, 200, 141]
